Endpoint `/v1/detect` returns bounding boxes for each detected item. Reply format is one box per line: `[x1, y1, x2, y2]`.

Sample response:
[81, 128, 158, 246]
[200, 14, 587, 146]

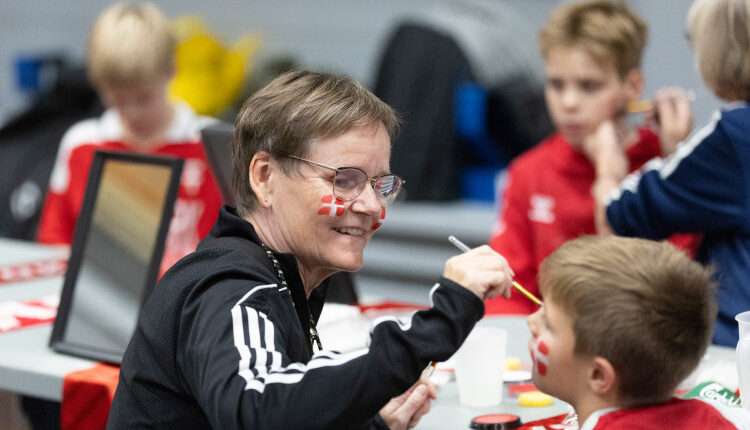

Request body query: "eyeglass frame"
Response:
[284, 154, 405, 205]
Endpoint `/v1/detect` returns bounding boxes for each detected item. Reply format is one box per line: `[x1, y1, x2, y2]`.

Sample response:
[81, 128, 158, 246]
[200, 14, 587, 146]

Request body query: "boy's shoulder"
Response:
[49, 111, 123, 192]
[587, 398, 748, 430]
[61, 110, 119, 147]
[165, 102, 218, 143]
[719, 102, 750, 128]
[507, 133, 572, 173]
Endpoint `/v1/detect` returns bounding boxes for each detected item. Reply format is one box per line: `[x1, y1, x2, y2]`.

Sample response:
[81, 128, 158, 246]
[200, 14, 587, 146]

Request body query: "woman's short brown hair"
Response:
[231, 70, 398, 217]
[539, 0, 648, 77]
[688, 0, 750, 100]
[539, 236, 716, 407]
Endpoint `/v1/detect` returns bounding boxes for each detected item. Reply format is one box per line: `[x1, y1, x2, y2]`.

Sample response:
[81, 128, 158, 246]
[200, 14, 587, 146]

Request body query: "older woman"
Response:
[108, 70, 513, 429]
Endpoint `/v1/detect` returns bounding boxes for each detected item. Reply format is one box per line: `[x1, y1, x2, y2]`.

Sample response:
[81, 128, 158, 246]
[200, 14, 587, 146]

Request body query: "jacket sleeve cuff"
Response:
[370, 413, 389, 430]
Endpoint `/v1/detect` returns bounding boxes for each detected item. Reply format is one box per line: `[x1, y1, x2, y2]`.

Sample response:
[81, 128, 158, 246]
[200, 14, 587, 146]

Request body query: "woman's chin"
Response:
[328, 253, 364, 273]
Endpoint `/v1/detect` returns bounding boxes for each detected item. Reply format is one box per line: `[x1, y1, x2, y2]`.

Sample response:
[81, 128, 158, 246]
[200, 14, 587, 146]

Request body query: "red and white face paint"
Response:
[531, 338, 549, 377]
[371, 207, 386, 231]
[317, 194, 345, 216]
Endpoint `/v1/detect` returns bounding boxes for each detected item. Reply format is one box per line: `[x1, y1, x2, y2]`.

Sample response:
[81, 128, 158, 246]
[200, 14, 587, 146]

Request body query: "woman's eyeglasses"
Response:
[285, 155, 405, 207]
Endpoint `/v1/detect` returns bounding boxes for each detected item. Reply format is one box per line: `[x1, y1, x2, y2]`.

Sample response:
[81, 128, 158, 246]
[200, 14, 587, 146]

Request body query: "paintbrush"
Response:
[422, 236, 544, 379]
[627, 89, 696, 114]
[448, 235, 543, 306]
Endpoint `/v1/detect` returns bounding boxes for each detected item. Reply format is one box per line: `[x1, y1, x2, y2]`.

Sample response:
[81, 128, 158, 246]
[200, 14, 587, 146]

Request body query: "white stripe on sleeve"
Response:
[259, 311, 281, 369]
[428, 282, 440, 307]
[607, 111, 721, 204]
[230, 284, 369, 393]
[246, 307, 267, 371]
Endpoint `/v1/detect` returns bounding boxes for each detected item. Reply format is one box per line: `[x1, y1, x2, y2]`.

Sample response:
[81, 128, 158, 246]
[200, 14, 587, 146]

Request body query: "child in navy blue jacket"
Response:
[587, 0, 750, 346]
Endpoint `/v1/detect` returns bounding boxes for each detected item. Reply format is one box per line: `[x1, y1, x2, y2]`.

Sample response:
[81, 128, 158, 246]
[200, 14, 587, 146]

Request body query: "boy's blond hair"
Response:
[539, 0, 648, 78]
[688, 0, 750, 100]
[232, 70, 398, 217]
[539, 236, 716, 406]
[87, 2, 175, 88]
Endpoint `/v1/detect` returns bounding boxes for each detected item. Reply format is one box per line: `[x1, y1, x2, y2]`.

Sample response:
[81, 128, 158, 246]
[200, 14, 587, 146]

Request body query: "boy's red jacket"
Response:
[488, 129, 698, 314]
[38, 104, 222, 273]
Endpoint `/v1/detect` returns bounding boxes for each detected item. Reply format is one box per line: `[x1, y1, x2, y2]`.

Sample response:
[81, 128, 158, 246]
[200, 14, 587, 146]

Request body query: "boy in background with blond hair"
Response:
[528, 235, 750, 428]
[488, 0, 695, 315]
[38, 2, 222, 272]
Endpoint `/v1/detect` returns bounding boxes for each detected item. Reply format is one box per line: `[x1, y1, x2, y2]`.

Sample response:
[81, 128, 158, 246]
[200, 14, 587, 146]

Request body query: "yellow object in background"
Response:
[518, 390, 554, 407]
[169, 16, 259, 116]
[504, 356, 522, 371]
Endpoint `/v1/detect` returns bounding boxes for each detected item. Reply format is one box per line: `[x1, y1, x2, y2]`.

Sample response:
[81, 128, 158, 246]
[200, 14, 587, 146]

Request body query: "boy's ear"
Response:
[248, 151, 273, 207]
[588, 356, 618, 395]
[624, 68, 644, 101]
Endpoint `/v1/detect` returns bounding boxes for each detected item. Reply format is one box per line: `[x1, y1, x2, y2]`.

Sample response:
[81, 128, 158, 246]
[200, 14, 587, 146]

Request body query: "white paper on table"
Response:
[316, 304, 371, 352]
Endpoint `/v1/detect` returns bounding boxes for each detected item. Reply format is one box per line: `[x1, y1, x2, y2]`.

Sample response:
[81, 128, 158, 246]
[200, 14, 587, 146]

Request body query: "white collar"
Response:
[579, 407, 621, 430]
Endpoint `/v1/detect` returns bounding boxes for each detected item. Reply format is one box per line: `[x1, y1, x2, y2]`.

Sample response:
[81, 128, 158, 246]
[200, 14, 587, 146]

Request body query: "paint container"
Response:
[518, 390, 554, 407]
[507, 382, 538, 399]
[503, 370, 532, 399]
[469, 413, 522, 429]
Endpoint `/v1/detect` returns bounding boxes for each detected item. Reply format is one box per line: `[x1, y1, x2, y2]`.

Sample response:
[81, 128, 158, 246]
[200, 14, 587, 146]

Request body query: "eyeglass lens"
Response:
[333, 168, 401, 205]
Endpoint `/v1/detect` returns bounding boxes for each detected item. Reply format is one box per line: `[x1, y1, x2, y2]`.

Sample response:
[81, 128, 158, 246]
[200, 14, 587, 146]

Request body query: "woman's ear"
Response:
[624, 68, 644, 101]
[248, 151, 273, 207]
[588, 356, 618, 396]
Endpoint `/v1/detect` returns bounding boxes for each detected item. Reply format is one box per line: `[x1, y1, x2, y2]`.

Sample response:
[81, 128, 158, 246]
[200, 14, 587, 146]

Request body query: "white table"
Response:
[416, 318, 738, 429]
[415, 317, 569, 429]
[0, 240, 563, 423]
[0, 238, 96, 400]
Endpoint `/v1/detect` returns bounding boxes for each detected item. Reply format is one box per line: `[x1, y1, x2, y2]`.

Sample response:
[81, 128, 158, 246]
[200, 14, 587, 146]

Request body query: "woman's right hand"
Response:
[442, 245, 514, 300]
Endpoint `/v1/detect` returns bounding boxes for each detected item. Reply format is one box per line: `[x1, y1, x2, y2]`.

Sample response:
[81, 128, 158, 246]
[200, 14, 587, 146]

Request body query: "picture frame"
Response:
[49, 150, 183, 364]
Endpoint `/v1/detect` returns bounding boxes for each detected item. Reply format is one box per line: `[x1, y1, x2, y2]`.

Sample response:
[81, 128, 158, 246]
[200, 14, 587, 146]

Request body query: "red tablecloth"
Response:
[518, 413, 568, 428]
[61, 363, 120, 430]
[0, 258, 67, 284]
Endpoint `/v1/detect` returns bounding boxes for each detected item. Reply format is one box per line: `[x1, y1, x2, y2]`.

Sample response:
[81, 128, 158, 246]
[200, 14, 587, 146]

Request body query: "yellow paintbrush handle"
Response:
[512, 281, 543, 306]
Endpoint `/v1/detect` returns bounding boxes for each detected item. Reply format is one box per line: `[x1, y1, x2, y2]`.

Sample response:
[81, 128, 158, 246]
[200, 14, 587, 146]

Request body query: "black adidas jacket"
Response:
[108, 206, 484, 429]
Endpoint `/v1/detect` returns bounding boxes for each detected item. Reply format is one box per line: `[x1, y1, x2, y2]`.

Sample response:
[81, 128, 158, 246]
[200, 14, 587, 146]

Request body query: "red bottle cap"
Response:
[470, 413, 522, 429]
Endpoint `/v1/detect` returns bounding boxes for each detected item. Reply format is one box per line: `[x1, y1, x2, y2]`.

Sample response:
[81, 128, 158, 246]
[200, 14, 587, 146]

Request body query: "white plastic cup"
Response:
[453, 327, 508, 407]
[738, 311, 750, 340]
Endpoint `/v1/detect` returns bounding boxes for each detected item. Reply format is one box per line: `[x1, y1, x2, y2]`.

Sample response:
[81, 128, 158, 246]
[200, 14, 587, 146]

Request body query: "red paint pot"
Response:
[507, 382, 538, 398]
[470, 413, 522, 429]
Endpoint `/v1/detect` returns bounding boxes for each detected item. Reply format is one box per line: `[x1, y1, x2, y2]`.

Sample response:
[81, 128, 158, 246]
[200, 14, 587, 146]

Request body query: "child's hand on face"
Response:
[581, 120, 627, 177]
[582, 121, 627, 235]
[648, 87, 693, 157]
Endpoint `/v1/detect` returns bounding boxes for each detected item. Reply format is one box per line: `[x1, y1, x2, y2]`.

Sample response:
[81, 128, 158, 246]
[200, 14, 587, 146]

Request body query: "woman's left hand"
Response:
[379, 379, 437, 429]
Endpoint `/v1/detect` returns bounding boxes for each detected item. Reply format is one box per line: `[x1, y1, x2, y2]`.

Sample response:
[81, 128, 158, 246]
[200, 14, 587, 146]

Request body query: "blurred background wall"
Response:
[0, 0, 720, 127]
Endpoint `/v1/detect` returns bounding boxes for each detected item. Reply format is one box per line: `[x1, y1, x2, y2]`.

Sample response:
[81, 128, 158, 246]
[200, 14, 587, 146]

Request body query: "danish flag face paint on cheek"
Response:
[532, 338, 549, 376]
[371, 207, 386, 231]
[317, 194, 345, 216]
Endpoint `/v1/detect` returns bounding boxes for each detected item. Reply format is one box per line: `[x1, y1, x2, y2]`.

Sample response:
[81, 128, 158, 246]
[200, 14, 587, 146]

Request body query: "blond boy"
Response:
[527, 236, 750, 428]
[38, 2, 222, 271]
[487, 0, 695, 315]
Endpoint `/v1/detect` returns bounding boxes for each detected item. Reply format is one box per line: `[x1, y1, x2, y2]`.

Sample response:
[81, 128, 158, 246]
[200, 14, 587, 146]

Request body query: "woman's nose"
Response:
[351, 182, 383, 217]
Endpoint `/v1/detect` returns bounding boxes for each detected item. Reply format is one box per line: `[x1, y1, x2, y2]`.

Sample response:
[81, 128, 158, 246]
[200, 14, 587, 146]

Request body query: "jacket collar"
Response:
[207, 206, 327, 336]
